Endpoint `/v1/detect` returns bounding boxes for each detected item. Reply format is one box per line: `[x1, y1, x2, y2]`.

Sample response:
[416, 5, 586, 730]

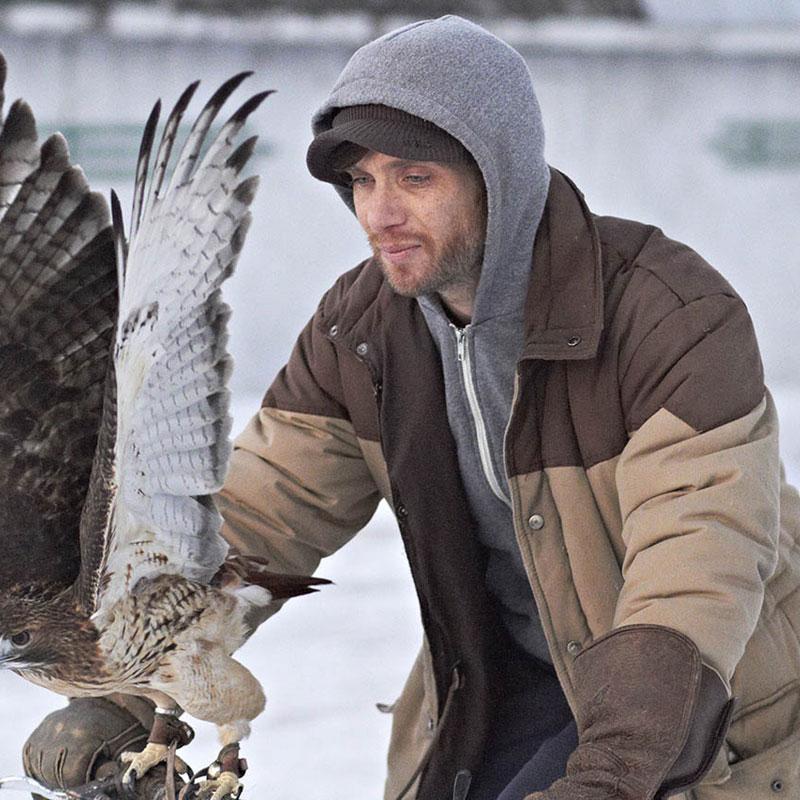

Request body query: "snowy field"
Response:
[0, 387, 799, 798]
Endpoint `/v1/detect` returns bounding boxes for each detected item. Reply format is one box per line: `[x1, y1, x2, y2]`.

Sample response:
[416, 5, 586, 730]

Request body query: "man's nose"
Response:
[363, 184, 406, 231]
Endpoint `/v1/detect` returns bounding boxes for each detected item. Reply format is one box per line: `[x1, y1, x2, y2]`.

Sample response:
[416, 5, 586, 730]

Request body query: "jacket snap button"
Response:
[427, 717, 436, 732]
[396, 504, 408, 518]
[771, 779, 784, 792]
[329, 324, 339, 337]
[566, 335, 582, 347]
[356, 342, 369, 356]
[527, 513, 544, 530]
[567, 640, 582, 656]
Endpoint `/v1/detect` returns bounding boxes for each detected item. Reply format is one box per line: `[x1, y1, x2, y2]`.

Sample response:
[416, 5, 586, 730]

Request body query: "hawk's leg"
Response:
[121, 705, 194, 786]
[189, 742, 247, 800]
[160, 646, 265, 798]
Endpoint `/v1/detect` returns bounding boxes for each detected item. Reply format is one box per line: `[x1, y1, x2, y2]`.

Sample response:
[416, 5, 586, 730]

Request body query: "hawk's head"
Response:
[0, 584, 98, 676]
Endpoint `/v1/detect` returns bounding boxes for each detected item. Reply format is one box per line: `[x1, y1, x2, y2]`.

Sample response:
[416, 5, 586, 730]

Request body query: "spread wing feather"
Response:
[0, 53, 116, 592]
[78, 78, 266, 616]
[140, 80, 200, 229]
[0, 98, 38, 212]
[164, 71, 253, 199]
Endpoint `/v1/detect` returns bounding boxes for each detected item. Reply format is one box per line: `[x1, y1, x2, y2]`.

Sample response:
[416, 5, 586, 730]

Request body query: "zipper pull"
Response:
[452, 324, 467, 362]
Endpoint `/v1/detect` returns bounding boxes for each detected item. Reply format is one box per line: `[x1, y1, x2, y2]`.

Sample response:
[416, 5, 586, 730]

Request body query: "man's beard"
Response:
[371, 223, 485, 299]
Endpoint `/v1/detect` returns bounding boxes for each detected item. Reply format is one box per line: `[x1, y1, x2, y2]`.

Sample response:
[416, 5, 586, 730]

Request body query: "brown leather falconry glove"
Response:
[23, 694, 156, 798]
[527, 625, 735, 800]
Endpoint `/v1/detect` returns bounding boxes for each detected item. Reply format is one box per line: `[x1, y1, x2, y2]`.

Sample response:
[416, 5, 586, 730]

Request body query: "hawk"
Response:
[0, 54, 327, 800]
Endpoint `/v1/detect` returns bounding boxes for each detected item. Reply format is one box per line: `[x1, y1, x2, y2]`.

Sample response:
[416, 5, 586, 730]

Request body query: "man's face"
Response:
[347, 151, 486, 301]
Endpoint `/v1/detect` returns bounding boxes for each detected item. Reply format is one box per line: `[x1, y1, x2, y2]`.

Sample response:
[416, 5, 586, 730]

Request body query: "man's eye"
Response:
[349, 175, 371, 187]
[404, 174, 430, 184]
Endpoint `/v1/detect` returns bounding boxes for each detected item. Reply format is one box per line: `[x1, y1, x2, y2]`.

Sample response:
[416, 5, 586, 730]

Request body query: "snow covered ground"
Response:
[1, 387, 799, 798]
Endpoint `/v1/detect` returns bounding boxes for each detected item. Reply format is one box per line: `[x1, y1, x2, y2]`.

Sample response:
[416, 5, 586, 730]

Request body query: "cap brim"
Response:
[306, 117, 466, 186]
[306, 125, 368, 186]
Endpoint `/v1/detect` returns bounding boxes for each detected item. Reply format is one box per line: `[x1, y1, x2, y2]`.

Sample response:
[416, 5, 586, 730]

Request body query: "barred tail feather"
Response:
[213, 554, 331, 600]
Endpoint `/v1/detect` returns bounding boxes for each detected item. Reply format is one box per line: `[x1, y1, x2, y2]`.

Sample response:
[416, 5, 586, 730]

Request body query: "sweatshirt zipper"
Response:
[451, 324, 511, 508]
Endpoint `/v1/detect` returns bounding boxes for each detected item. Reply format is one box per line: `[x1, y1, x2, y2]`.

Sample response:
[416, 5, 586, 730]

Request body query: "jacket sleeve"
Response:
[216, 298, 382, 588]
[614, 290, 781, 685]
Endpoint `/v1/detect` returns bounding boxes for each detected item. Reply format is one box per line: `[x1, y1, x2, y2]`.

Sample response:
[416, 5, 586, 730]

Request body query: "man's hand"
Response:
[527, 626, 734, 800]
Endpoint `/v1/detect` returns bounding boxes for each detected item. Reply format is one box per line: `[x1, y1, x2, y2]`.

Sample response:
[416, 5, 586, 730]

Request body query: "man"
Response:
[24, 15, 800, 800]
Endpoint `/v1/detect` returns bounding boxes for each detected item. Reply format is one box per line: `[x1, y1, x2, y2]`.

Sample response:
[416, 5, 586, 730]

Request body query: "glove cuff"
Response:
[553, 625, 733, 799]
[658, 654, 735, 797]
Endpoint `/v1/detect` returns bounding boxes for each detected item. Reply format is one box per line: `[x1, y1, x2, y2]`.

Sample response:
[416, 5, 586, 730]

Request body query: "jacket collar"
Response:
[521, 168, 604, 361]
[323, 169, 604, 364]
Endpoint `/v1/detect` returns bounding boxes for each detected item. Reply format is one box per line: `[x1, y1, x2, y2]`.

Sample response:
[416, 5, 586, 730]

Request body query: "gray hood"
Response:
[311, 14, 549, 324]
[313, 16, 554, 662]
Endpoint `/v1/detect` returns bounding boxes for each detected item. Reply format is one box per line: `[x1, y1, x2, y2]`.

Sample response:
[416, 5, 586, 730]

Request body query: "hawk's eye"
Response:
[11, 631, 31, 647]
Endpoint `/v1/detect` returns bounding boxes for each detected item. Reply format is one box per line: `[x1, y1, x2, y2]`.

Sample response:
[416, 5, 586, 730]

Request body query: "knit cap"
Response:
[306, 103, 471, 186]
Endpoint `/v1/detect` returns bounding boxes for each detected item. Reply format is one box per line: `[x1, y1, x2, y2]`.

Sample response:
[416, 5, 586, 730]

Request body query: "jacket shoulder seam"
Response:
[618, 291, 743, 389]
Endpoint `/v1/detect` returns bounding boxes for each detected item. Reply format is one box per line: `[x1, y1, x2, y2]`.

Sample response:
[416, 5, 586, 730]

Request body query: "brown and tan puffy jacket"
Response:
[218, 171, 800, 800]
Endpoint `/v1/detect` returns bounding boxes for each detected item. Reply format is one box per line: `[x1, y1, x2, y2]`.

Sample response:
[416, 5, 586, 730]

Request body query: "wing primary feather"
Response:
[144, 79, 200, 220]
[0, 99, 39, 214]
[226, 136, 258, 175]
[164, 71, 253, 194]
[233, 175, 261, 206]
[208, 89, 273, 165]
[191, 89, 271, 181]
[233, 175, 260, 208]
[130, 99, 161, 237]
[110, 189, 127, 295]
[0, 98, 37, 147]
[228, 89, 274, 128]
[39, 131, 72, 169]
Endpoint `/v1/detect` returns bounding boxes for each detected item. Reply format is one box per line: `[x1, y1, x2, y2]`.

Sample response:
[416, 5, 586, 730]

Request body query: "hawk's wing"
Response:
[77, 75, 267, 616]
[0, 53, 116, 592]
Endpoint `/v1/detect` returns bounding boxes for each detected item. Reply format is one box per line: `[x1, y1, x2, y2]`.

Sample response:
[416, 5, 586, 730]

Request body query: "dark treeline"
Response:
[175, 0, 646, 18]
[0, 0, 647, 21]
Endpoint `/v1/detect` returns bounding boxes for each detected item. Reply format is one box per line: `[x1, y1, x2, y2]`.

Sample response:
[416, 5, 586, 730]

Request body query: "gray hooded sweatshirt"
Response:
[311, 15, 552, 662]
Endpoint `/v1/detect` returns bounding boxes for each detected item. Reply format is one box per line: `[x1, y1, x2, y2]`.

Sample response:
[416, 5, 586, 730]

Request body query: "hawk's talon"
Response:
[121, 741, 190, 785]
[121, 764, 137, 789]
[194, 770, 242, 800]
[178, 767, 242, 800]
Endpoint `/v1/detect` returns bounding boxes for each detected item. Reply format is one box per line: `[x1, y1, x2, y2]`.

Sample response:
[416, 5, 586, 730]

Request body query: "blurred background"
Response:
[0, 2, 798, 798]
